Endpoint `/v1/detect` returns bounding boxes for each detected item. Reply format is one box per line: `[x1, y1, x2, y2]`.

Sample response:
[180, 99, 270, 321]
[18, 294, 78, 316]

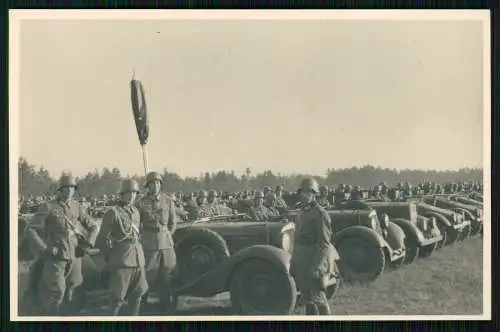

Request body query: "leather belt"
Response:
[143, 225, 169, 233]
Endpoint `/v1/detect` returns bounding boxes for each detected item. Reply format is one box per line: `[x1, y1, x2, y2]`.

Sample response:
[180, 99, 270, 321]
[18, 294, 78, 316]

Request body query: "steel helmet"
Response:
[254, 191, 265, 199]
[198, 190, 208, 198]
[319, 184, 328, 193]
[300, 178, 319, 194]
[119, 179, 140, 193]
[208, 189, 217, 197]
[146, 171, 163, 185]
[59, 174, 77, 188]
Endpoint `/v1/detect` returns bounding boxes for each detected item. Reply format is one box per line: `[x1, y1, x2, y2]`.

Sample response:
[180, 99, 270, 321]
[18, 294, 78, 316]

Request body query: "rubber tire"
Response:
[403, 238, 420, 265]
[175, 228, 230, 285]
[445, 229, 459, 246]
[436, 224, 448, 250]
[419, 242, 437, 258]
[230, 259, 297, 315]
[336, 237, 385, 284]
[458, 224, 472, 241]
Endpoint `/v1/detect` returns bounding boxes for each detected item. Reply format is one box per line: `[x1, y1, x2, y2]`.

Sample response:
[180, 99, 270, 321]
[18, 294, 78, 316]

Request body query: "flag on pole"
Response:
[130, 77, 149, 146]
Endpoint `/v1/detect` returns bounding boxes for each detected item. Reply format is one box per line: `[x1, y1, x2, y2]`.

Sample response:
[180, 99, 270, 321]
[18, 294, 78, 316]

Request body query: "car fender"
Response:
[452, 207, 475, 221]
[173, 244, 291, 298]
[333, 226, 385, 248]
[384, 222, 406, 250]
[424, 212, 452, 229]
[390, 218, 424, 244]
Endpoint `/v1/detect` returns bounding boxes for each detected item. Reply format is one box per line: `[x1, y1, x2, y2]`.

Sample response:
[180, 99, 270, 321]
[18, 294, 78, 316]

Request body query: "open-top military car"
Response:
[288, 201, 407, 284]
[361, 201, 443, 263]
[422, 196, 483, 237]
[19, 212, 340, 315]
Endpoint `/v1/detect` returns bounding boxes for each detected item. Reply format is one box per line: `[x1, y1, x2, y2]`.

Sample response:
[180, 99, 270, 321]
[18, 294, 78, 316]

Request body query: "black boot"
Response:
[305, 304, 319, 315]
[316, 302, 331, 315]
[126, 297, 142, 316]
[108, 300, 123, 316]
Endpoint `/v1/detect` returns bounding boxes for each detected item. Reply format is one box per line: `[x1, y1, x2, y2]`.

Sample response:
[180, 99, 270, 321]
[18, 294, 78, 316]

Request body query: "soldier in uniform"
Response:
[248, 191, 277, 220]
[136, 171, 178, 314]
[95, 179, 147, 316]
[317, 185, 332, 209]
[273, 185, 289, 212]
[189, 190, 213, 219]
[206, 190, 222, 216]
[34, 174, 98, 315]
[291, 178, 335, 315]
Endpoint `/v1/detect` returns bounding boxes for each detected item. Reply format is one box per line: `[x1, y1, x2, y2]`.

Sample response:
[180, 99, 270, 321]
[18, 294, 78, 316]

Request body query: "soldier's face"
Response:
[300, 190, 315, 204]
[122, 191, 137, 205]
[207, 196, 215, 203]
[255, 198, 264, 205]
[59, 186, 75, 200]
[148, 180, 161, 195]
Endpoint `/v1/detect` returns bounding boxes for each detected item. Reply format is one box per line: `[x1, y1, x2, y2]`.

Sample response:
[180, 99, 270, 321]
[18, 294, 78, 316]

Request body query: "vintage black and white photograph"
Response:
[10, 10, 490, 320]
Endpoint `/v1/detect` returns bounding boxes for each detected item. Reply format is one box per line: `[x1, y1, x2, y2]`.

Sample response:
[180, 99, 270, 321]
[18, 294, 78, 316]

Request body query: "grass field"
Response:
[17, 237, 483, 316]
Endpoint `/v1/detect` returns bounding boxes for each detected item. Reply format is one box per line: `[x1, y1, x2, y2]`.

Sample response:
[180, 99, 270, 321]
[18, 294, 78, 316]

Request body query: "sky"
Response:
[17, 17, 485, 178]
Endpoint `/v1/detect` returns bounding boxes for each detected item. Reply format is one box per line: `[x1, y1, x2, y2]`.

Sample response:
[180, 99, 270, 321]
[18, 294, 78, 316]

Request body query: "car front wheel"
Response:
[230, 259, 297, 315]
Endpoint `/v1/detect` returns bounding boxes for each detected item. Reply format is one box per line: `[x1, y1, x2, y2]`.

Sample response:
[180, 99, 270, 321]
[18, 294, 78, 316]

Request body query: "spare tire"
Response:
[175, 228, 230, 285]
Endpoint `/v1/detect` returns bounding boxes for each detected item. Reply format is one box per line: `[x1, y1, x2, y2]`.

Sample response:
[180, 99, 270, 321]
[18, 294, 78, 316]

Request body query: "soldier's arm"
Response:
[78, 203, 98, 231]
[95, 208, 115, 255]
[311, 210, 333, 272]
[168, 200, 177, 234]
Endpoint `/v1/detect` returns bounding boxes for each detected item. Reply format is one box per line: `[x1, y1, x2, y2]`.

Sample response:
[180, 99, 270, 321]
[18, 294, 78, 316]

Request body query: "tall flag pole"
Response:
[130, 69, 150, 176]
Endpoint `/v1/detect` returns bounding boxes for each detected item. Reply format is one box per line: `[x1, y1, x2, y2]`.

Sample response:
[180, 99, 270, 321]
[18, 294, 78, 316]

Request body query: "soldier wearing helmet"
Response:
[334, 184, 347, 203]
[350, 185, 363, 201]
[95, 178, 147, 315]
[207, 190, 222, 216]
[290, 178, 336, 315]
[317, 185, 332, 209]
[249, 191, 277, 221]
[30, 173, 98, 315]
[136, 171, 177, 314]
[188, 190, 213, 220]
[272, 185, 289, 215]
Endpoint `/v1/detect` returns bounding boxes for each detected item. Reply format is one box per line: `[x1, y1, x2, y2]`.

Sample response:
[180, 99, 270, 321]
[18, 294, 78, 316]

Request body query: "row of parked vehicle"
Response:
[17, 191, 483, 315]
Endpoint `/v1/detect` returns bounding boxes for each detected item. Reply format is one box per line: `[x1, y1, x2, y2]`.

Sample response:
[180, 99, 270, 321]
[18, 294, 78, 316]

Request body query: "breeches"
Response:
[108, 267, 148, 305]
[38, 258, 83, 314]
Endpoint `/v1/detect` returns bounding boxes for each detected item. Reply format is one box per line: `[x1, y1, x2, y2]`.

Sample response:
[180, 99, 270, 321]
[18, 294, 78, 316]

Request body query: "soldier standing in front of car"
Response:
[136, 171, 178, 314]
[95, 179, 147, 316]
[34, 174, 98, 316]
[291, 178, 335, 315]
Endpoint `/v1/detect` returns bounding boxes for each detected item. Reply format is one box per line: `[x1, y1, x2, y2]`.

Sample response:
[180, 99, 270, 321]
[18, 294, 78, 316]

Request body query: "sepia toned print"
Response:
[10, 10, 490, 321]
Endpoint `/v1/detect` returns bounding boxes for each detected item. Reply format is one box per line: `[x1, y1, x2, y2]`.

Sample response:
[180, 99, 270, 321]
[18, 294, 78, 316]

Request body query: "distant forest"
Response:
[18, 157, 483, 197]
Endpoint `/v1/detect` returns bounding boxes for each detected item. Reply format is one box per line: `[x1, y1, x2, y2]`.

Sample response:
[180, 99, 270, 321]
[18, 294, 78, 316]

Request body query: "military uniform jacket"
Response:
[274, 196, 289, 210]
[291, 201, 335, 286]
[317, 196, 332, 209]
[96, 204, 145, 268]
[249, 204, 277, 221]
[40, 198, 97, 261]
[136, 193, 177, 251]
[206, 202, 222, 216]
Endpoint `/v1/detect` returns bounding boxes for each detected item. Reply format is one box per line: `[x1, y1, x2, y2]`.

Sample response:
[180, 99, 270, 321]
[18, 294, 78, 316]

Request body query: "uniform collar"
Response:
[148, 192, 161, 201]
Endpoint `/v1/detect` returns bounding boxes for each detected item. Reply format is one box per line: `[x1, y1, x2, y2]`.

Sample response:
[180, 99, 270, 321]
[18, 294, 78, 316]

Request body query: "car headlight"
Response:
[281, 233, 292, 252]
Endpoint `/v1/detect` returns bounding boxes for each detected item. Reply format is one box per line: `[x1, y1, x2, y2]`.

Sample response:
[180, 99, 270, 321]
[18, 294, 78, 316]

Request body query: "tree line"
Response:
[18, 157, 483, 198]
